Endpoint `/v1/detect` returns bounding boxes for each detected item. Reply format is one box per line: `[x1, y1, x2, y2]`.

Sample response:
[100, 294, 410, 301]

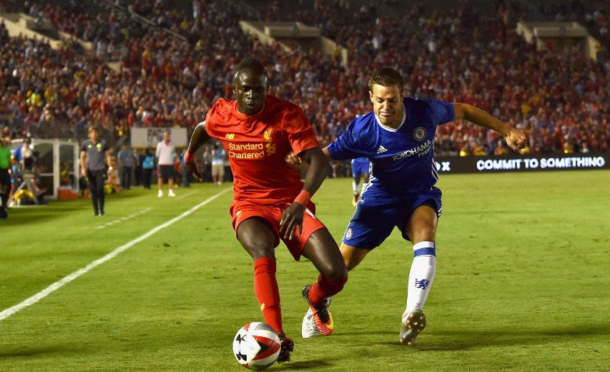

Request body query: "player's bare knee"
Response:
[409, 222, 436, 243]
[326, 264, 348, 283]
[246, 244, 275, 260]
[239, 234, 276, 260]
[411, 229, 436, 244]
[237, 218, 277, 259]
[314, 257, 347, 283]
[344, 257, 359, 271]
[341, 245, 368, 271]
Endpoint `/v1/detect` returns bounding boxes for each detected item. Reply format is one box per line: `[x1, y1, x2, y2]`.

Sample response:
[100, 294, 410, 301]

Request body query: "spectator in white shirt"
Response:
[155, 130, 177, 197]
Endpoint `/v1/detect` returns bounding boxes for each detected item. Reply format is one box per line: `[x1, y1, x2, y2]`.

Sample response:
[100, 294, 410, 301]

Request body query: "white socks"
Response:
[352, 181, 359, 195]
[405, 241, 436, 313]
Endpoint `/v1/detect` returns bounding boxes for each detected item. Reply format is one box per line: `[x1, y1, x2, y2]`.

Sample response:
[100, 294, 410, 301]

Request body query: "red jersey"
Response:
[205, 95, 319, 204]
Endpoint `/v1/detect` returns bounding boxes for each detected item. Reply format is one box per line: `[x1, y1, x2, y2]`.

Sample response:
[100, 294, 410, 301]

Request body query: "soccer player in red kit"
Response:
[184, 58, 347, 363]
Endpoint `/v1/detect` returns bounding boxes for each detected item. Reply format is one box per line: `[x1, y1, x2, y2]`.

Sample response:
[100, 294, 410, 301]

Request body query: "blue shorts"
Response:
[351, 158, 370, 178]
[342, 185, 442, 249]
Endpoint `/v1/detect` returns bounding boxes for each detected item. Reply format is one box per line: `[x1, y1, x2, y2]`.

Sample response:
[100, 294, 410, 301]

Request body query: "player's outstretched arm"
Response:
[184, 121, 211, 181]
[452, 103, 527, 151]
[279, 146, 330, 240]
[299, 146, 330, 196]
[284, 147, 333, 171]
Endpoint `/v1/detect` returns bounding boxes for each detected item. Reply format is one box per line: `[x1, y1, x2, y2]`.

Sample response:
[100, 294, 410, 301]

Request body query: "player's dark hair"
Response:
[368, 67, 404, 92]
[234, 58, 268, 80]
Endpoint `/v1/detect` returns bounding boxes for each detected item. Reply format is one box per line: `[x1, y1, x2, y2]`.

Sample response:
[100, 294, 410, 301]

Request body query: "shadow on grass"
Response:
[2, 195, 151, 225]
[333, 330, 396, 337]
[112, 192, 150, 200]
[0, 212, 59, 226]
[274, 359, 333, 370]
[372, 323, 610, 351]
[0, 345, 77, 358]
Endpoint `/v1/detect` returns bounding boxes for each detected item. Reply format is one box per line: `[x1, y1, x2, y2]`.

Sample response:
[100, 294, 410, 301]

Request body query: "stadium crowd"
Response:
[246, 0, 610, 155]
[0, 0, 608, 158]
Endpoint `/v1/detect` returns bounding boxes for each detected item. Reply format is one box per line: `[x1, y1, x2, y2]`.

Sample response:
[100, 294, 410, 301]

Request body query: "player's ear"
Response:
[369, 89, 373, 102]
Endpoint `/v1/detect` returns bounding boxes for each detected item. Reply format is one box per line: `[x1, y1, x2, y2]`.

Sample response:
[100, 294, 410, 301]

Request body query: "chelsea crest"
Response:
[413, 126, 427, 141]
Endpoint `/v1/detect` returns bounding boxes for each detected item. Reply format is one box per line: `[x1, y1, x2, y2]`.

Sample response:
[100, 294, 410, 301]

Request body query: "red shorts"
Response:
[230, 200, 326, 261]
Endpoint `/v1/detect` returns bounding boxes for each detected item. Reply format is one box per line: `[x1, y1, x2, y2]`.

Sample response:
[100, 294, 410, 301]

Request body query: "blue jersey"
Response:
[328, 98, 454, 194]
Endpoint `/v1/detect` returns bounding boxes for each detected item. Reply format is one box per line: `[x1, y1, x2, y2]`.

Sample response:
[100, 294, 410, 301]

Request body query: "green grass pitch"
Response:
[1, 171, 609, 371]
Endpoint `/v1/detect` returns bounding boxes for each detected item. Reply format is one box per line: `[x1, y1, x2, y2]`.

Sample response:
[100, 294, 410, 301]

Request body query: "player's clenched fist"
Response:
[279, 202, 305, 240]
[504, 128, 527, 151]
[184, 150, 204, 181]
[284, 151, 302, 169]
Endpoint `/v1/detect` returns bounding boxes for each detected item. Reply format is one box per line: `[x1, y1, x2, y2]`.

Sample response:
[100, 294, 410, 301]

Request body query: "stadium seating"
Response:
[0, 0, 608, 155]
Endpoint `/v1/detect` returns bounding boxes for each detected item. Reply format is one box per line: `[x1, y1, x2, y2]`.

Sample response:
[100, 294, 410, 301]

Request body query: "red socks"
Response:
[253, 257, 347, 333]
[308, 274, 347, 306]
[253, 257, 283, 335]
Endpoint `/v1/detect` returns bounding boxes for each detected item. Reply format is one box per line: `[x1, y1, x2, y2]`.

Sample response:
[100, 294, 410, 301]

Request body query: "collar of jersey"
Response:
[374, 107, 406, 132]
[234, 101, 266, 120]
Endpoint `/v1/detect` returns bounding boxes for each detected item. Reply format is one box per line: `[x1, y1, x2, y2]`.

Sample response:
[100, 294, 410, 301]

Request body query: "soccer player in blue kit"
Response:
[350, 157, 370, 206]
[295, 67, 526, 345]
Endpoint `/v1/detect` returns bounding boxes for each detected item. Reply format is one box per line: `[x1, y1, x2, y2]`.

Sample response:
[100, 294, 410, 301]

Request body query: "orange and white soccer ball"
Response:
[233, 322, 281, 370]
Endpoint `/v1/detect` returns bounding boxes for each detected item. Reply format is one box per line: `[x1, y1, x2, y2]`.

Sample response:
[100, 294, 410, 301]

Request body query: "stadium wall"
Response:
[0, 13, 63, 49]
[434, 153, 608, 174]
[130, 128, 188, 149]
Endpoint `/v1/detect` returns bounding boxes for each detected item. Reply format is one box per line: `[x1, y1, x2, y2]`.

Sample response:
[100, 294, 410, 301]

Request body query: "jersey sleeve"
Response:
[203, 110, 215, 138]
[427, 100, 455, 125]
[283, 106, 319, 155]
[202, 101, 224, 140]
[80, 142, 87, 152]
[326, 122, 361, 161]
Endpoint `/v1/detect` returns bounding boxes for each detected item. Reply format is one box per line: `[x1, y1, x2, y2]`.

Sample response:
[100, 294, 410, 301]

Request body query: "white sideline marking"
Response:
[175, 190, 197, 200]
[0, 188, 232, 322]
[95, 208, 153, 230]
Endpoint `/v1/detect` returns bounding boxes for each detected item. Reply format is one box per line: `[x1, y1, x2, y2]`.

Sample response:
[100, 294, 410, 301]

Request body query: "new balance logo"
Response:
[415, 278, 430, 289]
[376, 145, 387, 154]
